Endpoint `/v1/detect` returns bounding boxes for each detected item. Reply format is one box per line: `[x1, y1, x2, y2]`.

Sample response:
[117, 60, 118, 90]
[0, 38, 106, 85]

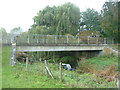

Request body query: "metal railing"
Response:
[13, 34, 114, 46]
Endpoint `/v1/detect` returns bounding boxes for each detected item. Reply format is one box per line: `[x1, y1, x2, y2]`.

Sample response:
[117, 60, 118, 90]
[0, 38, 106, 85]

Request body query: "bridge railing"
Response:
[15, 34, 114, 45]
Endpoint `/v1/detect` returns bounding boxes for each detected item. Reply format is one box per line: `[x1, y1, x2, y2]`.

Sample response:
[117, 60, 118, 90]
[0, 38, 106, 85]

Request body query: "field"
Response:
[2, 46, 118, 88]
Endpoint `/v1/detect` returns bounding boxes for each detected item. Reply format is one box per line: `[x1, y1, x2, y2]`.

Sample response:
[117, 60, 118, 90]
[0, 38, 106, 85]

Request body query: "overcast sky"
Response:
[0, 0, 106, 33]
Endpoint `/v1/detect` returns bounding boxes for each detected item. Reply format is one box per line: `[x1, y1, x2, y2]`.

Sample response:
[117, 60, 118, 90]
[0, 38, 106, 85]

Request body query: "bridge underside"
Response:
[16, 45, 105, 52]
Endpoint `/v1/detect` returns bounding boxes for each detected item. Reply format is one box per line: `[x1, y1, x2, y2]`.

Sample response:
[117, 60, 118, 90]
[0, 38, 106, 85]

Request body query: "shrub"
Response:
[60, 56, 78, 68]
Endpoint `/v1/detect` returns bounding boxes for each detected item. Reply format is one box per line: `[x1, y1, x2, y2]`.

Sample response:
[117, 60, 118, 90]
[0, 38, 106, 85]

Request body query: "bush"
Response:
[60, 56, 78, 68]
[48, 58, 60, 63]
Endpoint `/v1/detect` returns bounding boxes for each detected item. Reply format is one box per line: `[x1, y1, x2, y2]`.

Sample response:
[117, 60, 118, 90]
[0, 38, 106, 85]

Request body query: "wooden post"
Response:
[26, 57, 29, 70]
[117, 77, 120, 89]
[44, 60, 54, 79]
[59, 62, 62, 82]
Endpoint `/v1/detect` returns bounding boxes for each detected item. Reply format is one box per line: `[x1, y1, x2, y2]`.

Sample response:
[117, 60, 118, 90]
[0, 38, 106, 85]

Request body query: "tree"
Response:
[80, 8, 102, 32]
[10, 27, 23, 35]
[31, 2, 81, 35]
[101, 1, 119, 42]
[0, 27, 7, 35]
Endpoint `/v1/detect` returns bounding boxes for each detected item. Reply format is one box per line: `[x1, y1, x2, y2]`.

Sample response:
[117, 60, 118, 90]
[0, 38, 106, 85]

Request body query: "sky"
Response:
[0, 0, 107, 33]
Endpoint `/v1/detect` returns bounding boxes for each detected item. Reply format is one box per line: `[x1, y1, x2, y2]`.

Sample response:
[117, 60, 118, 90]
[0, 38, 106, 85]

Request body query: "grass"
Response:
[2, 46, 67, 88]
[78, 55, 118, 70]
[2, 46, 118, 88]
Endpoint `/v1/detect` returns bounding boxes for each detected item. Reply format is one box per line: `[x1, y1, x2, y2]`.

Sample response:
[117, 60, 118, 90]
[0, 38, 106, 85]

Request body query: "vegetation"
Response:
[101, 1, 119, 43]
[80, 8, 101, 32]
[2, 46, 118, 88]
[1, 0, 119, 88]
[30, 2, 80, 35]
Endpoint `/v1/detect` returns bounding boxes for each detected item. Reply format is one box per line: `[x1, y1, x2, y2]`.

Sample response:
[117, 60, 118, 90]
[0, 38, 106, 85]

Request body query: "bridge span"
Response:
[10, 34, 115, 66]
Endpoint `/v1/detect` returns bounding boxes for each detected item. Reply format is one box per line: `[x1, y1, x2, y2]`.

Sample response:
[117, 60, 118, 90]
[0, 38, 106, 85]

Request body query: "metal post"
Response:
[104, 38, 106, 44]
[112, 38, 114, 44]
[78, 36, 80, 44]
[37, 38, 38, 43]
[67, 35, 69, 44]
[27, 35, 30, 44]
[88, 36, 90, 44]
[96, 38, 98, 45]
[55, 36, 57, 44]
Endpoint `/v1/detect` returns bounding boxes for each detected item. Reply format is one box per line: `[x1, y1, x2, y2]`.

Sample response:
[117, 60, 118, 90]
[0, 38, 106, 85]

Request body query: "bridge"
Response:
[9, 34, 115, 66]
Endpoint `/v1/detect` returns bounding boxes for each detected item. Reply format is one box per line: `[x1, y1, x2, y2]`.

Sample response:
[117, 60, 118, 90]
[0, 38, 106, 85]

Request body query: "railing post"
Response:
[37, 38, 38, 43]
[96, 38, 98, 45]
[104, 38, 106, 44]
[112, 38, 114, 44]
[43, 35, 44, 44]
[87, 36, 90, 44]
[78, 36, 80, 44]
[55, 36, 57, 44]
[67, 35, 69, 44]
[27, 35, 30, 44]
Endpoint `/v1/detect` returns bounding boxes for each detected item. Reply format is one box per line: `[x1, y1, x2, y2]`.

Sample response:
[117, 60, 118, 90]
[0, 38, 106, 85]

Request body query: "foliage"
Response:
[0, 27, 7, 35]
[60, 56, 78, 68]
[2, 46, 118, 88]
[101, 1, 119, 42]
[30, 2, 80, 35]
[10, 27, 23, 35]
[80, 8, 102, 32]
[78, 55, 118, 70]
[78, 30, 102, 44]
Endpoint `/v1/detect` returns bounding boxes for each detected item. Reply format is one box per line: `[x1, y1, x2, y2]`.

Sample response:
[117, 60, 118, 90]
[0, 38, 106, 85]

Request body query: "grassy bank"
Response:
[2, 46, 118, 88]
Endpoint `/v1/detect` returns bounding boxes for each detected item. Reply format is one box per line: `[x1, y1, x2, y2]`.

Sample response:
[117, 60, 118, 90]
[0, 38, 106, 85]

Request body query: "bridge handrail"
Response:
[14, 34, 114, 45]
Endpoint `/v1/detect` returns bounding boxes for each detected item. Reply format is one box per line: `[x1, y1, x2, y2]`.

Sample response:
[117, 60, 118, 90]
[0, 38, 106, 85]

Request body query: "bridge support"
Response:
[10, 43, 16, 66]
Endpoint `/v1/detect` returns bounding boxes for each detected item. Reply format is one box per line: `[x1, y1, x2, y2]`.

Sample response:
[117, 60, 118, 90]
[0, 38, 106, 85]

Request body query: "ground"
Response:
[2, 46, 118, 88]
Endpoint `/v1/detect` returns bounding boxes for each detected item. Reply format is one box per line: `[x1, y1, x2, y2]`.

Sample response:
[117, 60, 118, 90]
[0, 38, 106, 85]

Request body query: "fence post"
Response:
[44, 60, 54, 79]
[59, 62, 62, 82]
[10, 43, 16, 66]
[26, 57, 29, 70]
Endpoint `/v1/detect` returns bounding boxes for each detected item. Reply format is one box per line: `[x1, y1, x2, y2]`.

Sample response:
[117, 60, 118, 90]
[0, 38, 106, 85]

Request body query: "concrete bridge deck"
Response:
[16, 44, 107, 52]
